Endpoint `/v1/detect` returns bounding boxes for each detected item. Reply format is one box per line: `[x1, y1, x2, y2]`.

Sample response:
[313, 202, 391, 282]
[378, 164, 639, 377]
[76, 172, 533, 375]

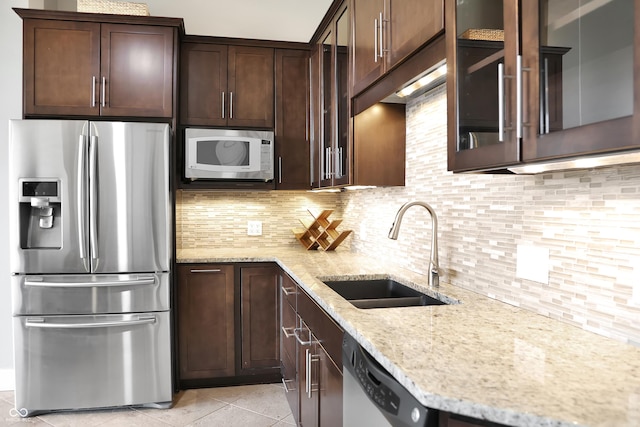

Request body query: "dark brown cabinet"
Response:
[351, 0, 444, 95]
[279, 271, 343, 426]
[178, 264, 235, 380]
[18, 9, 178, 118]
[177, 263, 280, 387]
[311, 3, 351, 188]
[447, 0, 638, 172]
[180, 42, 274, 128]
[275, 49, 311, 190]
[240, 265, 280, 372]
[279, 274, 298, 418]
[353, 102, 405, 186]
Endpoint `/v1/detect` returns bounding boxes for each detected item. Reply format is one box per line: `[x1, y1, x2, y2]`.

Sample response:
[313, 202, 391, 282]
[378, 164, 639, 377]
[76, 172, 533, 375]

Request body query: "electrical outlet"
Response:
[247, 221, 262, 236]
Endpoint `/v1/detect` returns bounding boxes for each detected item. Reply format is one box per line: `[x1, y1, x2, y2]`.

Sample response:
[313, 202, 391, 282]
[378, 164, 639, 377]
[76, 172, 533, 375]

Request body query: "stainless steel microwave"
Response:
[185, 128, 274, 181]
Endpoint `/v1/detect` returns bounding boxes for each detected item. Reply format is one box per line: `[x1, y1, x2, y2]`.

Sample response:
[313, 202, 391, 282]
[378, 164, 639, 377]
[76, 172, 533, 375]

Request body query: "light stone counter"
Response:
[178, 248, 640, 427]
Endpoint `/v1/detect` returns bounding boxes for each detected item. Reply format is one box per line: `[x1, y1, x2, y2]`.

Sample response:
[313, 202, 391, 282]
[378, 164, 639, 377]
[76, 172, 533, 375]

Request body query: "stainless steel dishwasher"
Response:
[342, 334, 438, 427]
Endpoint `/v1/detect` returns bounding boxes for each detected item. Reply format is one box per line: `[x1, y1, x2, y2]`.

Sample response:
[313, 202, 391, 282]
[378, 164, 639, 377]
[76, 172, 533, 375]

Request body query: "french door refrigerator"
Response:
[9, 120, 172, 417]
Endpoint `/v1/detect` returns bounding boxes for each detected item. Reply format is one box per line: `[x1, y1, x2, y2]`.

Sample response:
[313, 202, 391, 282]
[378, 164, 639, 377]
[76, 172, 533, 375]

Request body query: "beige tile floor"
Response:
[0, 383, 294, 426]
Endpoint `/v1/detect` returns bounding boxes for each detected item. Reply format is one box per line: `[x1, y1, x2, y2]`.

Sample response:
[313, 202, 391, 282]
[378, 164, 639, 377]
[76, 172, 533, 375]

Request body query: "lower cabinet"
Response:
[240, 265, 281, 372]
[178, 264, 235, 380]
[177, 263, 280, 387]
[279, 270, 343, 426]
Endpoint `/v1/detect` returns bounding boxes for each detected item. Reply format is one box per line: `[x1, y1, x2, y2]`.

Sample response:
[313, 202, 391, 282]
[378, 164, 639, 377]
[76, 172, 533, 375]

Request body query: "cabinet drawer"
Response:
[297, 287, 344, 366]
[281, 299, 297, 362]
[280, 273, 298, 309]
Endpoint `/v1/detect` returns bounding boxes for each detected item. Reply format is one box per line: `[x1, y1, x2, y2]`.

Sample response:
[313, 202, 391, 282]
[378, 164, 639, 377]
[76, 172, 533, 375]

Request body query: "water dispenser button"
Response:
[30, 197, 50, 208]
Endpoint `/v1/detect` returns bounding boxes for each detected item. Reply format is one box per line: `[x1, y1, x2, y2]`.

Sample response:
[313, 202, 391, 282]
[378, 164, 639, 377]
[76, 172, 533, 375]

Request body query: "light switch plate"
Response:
[247, 221, 262, 236]
[516, 244, 549, 284]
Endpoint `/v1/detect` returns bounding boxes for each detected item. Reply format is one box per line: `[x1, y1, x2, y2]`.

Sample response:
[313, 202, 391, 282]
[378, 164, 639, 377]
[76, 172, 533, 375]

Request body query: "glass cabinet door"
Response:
[335, 6, 350, 185]
[539, 0, 633, 134]
[447, 0, 521, 172]
[319, 29, 334, 187]
[521, 0, 635, 162]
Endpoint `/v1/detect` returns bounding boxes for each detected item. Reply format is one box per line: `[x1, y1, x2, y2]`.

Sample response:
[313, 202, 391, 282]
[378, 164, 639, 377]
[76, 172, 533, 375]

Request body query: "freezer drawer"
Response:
[13, 311, 172, 416]
[12, 273, 170, 316]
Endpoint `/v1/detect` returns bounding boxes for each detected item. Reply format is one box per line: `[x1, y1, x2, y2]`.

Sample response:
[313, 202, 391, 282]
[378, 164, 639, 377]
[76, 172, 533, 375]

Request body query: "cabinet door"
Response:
[310, 44, 322, 188]
[318, 345, 342, 427]
[100, 23, 174, 118]
[521, 0, 637, 163]
[334, 6, 351, 186]
[351, 0, 386, 95]
[180, 43, 228, 126]
[23, 19, 100, 117]
[386, 0, 444, 68]
[240, 265, 280, 372]
[178, 265, 235, 380]
[354, 102, 405, 186]
[280, 274, 299, 423]
[275, 49, 310, 190]
[297, 322, 319, 427]
[227, 46, 274, 128]
[446, 0, 521, 172]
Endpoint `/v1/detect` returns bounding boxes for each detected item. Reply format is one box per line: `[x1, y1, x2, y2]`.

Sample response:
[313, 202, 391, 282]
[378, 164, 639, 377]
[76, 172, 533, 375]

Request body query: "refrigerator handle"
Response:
[24, 275, 157, 288]
[89, 134, 99, 267]
[77, 134, 90, 272]
[25, 316, 157, 329]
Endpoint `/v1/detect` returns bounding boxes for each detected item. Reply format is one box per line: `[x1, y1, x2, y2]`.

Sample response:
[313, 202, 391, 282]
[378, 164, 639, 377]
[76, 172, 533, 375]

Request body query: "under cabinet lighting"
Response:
[344, 186, 377, 191]
[508, 151, 640, 174]
[307, 188, 342, 193]
[396, 61, 447, 98]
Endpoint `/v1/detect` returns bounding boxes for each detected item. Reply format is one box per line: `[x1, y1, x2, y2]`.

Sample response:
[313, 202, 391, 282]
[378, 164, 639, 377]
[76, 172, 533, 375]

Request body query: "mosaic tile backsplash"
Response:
[177, 85, 640, 346]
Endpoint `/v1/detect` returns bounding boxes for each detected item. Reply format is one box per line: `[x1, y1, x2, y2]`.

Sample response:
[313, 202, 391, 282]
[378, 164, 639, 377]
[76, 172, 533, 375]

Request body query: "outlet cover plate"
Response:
[516, 244, 549, 284]
[247, 221, 262, 236]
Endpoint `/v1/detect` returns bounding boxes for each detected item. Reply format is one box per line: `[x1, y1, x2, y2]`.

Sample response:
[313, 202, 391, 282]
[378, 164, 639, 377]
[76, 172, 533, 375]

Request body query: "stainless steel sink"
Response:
[321, 278, 447, 309]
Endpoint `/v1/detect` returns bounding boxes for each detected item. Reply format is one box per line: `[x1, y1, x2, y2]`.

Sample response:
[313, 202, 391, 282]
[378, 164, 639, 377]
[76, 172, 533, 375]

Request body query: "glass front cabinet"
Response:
[447, 0, 637, 172]
[312, 3, 350, 188]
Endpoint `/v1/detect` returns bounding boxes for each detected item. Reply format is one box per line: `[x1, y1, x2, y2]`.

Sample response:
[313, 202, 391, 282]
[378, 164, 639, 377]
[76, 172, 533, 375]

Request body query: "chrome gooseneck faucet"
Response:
[388, 201, 439, 288]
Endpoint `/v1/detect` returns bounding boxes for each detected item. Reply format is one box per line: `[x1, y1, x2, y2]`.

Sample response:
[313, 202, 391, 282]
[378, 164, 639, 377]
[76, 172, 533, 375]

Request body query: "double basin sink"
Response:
[321, 278, 452, 309]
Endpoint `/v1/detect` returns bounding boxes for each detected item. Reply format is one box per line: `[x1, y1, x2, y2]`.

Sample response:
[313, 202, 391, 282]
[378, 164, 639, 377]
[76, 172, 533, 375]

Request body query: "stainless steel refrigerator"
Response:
[9, 120, 172, 417]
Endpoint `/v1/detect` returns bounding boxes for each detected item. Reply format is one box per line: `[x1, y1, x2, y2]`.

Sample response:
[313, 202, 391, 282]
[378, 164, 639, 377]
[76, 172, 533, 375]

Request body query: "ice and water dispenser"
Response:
[18, 179, 62, 249]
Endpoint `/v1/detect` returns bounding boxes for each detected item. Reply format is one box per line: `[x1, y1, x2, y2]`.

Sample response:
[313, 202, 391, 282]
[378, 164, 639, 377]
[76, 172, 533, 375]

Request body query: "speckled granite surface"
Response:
[178, 248, 640, 427]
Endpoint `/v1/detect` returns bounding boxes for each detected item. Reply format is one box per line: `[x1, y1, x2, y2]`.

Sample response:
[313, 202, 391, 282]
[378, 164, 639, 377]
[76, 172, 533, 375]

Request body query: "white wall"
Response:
[0, 0, 28, 391]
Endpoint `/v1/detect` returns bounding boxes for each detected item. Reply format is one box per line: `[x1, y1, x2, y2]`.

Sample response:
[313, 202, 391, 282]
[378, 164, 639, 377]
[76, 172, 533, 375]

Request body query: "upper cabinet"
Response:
[17, 9, 180, 119]
[447, 0, 638, 172]
[312, 3, 351, 188]
[351, 0, 444, 95]
[180, 42, 274, 128]
[275, 49, 311, 190]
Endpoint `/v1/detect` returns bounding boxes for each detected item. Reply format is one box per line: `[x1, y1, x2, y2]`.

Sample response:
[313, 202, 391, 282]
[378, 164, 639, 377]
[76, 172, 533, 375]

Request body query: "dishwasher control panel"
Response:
[343, 333, 438, 427]
[354, 356, 401, 414]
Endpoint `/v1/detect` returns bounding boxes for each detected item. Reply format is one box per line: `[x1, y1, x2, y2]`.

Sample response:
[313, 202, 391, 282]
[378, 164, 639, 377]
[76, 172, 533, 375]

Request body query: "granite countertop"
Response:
[178, 247, 640, 427]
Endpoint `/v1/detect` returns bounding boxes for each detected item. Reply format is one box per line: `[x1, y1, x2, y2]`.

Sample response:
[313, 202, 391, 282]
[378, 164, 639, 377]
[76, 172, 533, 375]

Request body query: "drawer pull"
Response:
[281, 326, 295, 338]
[294, 328, 312, 346]
[281, 286, 297, 296]
[282, 378, 295, 393]
[190, 269, 222, 273]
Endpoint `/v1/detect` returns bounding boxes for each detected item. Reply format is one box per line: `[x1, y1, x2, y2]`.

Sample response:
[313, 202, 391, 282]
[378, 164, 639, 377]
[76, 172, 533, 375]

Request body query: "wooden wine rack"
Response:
[293, 209, 352, 251]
